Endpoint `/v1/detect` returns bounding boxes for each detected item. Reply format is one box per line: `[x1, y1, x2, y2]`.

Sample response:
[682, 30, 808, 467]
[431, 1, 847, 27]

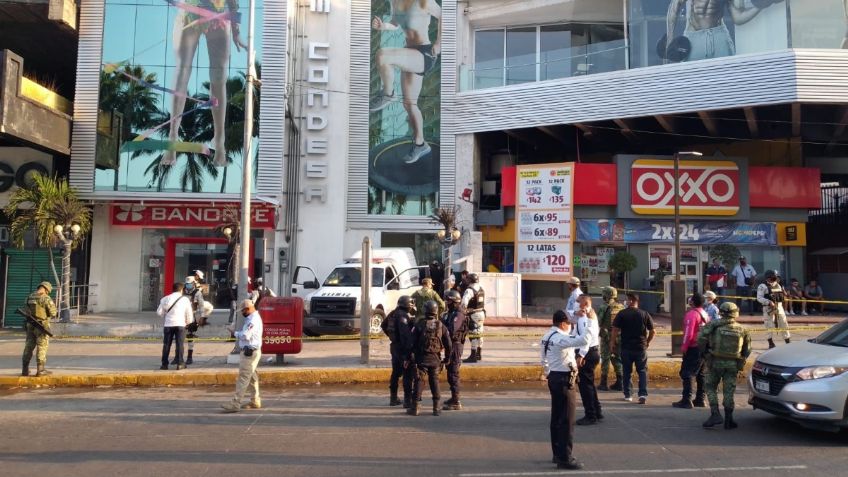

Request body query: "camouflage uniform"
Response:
[598, 287, 624, 390]
[22, 282, 58, 376]
[412, 286, 445, 321]
[697, 302, 752, 429]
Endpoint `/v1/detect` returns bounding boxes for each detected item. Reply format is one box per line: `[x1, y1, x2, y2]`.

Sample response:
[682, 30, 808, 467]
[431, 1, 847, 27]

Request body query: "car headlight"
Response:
[794, 366, 848, 381]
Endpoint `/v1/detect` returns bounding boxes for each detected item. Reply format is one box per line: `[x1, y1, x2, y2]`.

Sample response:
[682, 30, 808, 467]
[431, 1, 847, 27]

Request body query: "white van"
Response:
[292, 248, 422, 336]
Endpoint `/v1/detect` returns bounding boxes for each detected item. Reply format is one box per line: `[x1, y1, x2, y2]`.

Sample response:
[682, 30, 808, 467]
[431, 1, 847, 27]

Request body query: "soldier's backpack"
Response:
[419, 319, 444, 354]
[711, 323, 746, 359]
[381, 310, 399, 341]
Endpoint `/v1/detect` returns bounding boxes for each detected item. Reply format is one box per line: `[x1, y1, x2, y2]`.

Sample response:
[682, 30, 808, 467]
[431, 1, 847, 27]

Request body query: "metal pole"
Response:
[360, 237, 372, 364]
[238, 0, 257, 305]
[674, 153, 681, 280]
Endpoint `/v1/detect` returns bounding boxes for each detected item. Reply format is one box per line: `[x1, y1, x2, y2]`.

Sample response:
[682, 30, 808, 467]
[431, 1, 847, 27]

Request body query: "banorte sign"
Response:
[631, 159, 740, 216]
[111, 204, 275, 229]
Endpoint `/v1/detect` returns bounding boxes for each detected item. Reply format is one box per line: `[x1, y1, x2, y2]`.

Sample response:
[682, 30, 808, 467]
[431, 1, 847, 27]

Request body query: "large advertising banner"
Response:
[368, 0, 441, 216]
[95, 0, 263, 193]
[514, 164, 575, 281]
[576, 219, 778, 246]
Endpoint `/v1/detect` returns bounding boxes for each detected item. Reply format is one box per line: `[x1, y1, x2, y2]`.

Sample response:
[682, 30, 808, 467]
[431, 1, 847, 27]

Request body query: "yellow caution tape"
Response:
[584, 286, 848, 305]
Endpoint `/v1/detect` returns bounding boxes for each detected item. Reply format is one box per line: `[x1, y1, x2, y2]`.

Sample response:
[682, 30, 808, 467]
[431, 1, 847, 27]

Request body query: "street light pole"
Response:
[238, 0, 257, 306]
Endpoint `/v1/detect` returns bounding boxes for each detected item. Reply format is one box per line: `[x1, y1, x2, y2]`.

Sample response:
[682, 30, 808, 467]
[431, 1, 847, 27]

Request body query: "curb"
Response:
[0, 361, 740, 389]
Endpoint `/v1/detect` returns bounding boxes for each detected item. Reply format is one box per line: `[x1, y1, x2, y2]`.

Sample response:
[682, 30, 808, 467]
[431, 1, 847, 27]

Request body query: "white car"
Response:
[748, 318, 848, 432]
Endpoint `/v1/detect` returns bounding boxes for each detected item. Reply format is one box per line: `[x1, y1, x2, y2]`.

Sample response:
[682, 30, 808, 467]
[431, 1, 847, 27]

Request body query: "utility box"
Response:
[260, 297, 303, 358]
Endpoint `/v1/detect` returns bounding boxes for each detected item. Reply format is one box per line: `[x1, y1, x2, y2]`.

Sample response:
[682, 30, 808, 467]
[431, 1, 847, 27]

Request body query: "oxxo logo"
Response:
[630, 159, 740, 216]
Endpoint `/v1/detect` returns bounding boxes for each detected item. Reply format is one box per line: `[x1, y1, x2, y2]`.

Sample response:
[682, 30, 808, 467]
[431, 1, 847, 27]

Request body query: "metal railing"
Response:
[809, 185, 848, 225]
[57, 283, 99, 318]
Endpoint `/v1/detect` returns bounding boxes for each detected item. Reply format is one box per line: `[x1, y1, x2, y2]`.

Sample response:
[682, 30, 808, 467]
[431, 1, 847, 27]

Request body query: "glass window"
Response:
[540, 25, 573, 80]
[587, 24, 626, 75]
[506, 27, 537, 85]
[789, 0, 846, 48]
[474, 29, 505, 89]
[322, 267, 385, 287]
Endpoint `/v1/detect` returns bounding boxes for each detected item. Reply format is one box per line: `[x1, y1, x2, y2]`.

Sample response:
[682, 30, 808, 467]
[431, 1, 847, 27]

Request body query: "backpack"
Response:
[711, 323, 745, 359]
[418, 319, 444, 354]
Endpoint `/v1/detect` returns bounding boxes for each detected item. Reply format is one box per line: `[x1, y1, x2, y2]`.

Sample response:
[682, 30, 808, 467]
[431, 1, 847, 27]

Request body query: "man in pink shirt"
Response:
[673, 293, 709, 409]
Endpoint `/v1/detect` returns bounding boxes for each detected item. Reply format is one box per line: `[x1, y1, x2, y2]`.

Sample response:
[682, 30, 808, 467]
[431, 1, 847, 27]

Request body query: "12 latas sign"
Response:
[630, 159, 740, 216]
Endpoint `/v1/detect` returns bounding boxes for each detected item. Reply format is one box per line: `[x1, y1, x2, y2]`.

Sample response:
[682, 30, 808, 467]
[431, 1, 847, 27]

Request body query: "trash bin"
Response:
[259, 297, 304, 360]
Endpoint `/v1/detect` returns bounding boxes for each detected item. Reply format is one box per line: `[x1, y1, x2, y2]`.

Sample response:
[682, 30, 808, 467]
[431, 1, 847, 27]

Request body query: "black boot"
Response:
[432, 399, 441, 416]
[22, 364, 29, 377]
[692, 396, 706, 408]
[406, 401, 419, 416]
[768, 339, 776, 349]
[703, 404, 723, 428]
[610, 377, 623, 392]
[476, 347, 482, 361]
[389, 392, 402, 406]
[35, 364, 52, 377]
[463, 350, 478, 363]
[402, 396, 411, 409]
[672, 398, 693, 409]
[724, 408, 738, 429]
[598, 375, 609, 391]
[443, 393, 462, 410]
[186, 350, 194, 365]
[171, 357, 179, 365]
[785, 338, 791, 344]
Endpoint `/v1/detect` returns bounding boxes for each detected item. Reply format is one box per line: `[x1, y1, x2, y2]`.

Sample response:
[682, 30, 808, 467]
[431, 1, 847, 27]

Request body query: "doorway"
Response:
[164, 238, 255, 309]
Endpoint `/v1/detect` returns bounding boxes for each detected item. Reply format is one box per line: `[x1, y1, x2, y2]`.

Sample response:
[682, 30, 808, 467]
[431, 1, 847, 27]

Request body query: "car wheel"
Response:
[370, 310, 386, 335]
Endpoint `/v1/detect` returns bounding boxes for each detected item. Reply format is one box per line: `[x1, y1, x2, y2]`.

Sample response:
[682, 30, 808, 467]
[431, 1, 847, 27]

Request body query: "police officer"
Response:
[407, 300, 451, 416]
[462, 273, 486, 363]
[381, 295, 416, 406]
[597, 286, 624, 391]
[21, 281, 58, 377]
[541, 310, 588, 470]
[698, 302, 752, 429]
[178, 276, 208, 366]
[441, 290, 469, 410]
[757, 270, 791, 349]
[411, 278, 445, 320]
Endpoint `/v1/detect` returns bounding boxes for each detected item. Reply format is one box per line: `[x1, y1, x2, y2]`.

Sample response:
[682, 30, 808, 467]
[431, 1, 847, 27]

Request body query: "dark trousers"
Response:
[620, 348, 648, 398]
[577, 347, 602, 419]
[548, 371, 577, 462]
[402, 359, 416, 401]
[389, 344, 403, 396]
[414, 364, 441, 401]
[736, 286, 751, 313]
[679, 347, 705, 401]
[161, 326, 186, 367]
[446, 341, 463, 395]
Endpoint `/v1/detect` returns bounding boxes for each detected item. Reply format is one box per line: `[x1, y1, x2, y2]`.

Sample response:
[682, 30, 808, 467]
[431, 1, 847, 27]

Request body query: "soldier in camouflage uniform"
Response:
[411, 278, 445, 321]
[21, 281, 58, 377]
[697, 302, 752, 429]
[598, 286, 624, 391]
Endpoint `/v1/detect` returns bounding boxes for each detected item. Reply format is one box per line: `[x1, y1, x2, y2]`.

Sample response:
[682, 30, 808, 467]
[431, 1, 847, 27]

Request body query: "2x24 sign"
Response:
[630, 159, 740, 216]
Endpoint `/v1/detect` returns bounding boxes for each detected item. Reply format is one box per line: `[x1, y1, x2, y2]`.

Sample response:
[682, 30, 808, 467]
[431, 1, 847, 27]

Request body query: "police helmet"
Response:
[424, 300, 439, 317]
[467, 273, 480, 284]
[445, 289, 462, 304]
[602, 286, 618, 300]
[397, 295, 413, 310]
[765, 270, 778, 281]
[719, 302, 740, 319]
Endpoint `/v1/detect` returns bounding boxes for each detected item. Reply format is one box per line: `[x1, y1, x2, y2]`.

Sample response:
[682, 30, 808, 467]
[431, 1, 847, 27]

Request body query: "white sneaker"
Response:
[802, 311, 808, 316]
[623, 396, 633, 402]
[788, 311, 795, 316]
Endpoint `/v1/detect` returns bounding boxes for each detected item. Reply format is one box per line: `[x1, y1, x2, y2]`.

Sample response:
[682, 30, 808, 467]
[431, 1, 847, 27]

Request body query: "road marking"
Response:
[459, 465, 807, 476]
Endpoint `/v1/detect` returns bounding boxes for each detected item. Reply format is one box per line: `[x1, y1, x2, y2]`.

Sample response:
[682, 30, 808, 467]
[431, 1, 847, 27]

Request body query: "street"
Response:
[1, 384, 845, 477]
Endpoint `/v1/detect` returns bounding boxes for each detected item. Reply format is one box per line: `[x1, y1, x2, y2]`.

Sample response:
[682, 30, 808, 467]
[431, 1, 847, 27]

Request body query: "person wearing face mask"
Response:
[221, 300, 264, 412]
[730, 256, 756, 315]
[757, 270, 790, 349]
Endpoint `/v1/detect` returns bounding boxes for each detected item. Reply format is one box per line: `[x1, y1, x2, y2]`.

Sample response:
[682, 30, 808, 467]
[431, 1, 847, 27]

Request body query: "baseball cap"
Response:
[567, 277, 581, 285]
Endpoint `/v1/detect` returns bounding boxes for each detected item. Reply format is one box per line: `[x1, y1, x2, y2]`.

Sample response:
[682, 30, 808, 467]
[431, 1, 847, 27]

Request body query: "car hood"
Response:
[756, 340, 848, 367]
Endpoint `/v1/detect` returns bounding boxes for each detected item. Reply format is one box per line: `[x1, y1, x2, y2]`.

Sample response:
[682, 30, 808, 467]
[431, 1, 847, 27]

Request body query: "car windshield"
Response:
[814, 319, 848, 347]
[322, 267, 385, 287]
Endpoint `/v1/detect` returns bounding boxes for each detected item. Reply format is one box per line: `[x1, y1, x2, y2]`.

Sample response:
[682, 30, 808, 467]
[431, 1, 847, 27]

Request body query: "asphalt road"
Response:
[1, 384, 845, 477]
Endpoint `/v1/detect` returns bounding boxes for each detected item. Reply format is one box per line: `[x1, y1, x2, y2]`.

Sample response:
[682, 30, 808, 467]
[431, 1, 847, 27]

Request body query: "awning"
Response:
[809, 247, 848, 256]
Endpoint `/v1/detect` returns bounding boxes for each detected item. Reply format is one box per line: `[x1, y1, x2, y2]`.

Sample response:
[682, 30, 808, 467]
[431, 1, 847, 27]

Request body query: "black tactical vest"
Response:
[468, 285, 485, 312]
[765, 282, 785, 303]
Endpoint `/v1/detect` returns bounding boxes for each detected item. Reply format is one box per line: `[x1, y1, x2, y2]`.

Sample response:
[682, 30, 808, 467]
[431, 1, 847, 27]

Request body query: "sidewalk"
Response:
[1, 307, 837, 388]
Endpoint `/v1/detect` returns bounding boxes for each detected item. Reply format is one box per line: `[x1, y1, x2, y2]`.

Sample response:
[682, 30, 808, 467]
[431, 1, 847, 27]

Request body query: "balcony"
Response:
[0, 49, 73, 154]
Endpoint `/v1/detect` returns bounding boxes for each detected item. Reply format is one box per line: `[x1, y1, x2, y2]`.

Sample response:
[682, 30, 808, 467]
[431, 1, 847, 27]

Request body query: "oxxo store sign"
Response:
[617, 156, 750, 219]
[110, 204, 276, 229]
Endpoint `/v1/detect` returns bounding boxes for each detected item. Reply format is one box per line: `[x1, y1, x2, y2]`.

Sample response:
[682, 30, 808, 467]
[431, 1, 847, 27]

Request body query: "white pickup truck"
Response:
[292, 248, 422, 336]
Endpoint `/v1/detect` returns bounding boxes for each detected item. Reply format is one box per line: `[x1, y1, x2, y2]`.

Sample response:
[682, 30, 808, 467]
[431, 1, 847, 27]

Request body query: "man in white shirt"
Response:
[540, 310, 589, 471]
[730, 256, 756, 314]
[157, 283, 193, 370]
[573, 295, 602, 425]
[222, 299, 264, 412]
[564, 277, 583, 323]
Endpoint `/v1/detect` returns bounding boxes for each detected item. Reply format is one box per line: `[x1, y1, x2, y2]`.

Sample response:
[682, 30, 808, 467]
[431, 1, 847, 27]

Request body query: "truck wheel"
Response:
[370, 310, 385, 335]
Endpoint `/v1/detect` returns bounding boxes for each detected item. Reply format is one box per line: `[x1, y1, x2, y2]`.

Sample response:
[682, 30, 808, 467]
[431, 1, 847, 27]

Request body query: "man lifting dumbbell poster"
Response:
[663, 0, 783, 63]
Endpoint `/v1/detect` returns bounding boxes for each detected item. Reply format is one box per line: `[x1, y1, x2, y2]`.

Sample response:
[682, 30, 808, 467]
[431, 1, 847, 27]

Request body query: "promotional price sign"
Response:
[515, 163, 575, 281]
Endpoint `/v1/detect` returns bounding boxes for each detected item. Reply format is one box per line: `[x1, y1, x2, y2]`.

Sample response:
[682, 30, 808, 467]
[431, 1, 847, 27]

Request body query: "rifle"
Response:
[15, 308, 54, 337]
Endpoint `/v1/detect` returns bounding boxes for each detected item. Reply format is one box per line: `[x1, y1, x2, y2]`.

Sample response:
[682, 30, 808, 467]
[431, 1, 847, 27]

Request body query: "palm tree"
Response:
[99, 65, 164, 159]
[4, 175, 92, 321]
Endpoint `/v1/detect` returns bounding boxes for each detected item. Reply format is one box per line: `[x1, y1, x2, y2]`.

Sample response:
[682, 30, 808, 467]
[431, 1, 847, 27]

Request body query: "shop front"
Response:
[91, 202, 275, 312]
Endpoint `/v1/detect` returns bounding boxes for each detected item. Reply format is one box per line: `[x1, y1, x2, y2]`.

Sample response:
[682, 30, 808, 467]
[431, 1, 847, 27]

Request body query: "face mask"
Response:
[185, 284, 194, 292]
[242, 310, 251, 317]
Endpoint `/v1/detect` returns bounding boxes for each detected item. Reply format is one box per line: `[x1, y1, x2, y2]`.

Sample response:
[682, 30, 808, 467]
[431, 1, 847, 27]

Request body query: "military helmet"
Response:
[719, 302, 740, 319]
[445, 289, 462, 304]
[424, 300, 439, 317]
[38, 281, 53, 293]
[602, 286, 618, 300]
[397, 295, 413, 310]
[765, 270, 778, 281]
[467, 273, 480, 284]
